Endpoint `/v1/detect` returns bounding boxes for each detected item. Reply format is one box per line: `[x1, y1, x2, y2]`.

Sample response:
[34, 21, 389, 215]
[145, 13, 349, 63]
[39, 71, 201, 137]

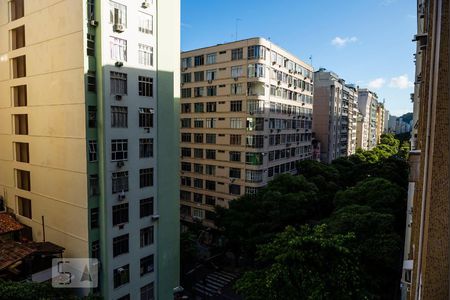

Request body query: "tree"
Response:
[235, 225, 368, 300]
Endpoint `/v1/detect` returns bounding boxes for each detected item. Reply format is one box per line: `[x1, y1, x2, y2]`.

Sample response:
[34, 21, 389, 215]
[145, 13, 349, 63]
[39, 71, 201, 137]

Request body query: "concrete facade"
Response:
[357, 88, 378, 150]
[312, 69, 358, 163]
[0, 0, 180, 299]
[179, 38, 314, 227]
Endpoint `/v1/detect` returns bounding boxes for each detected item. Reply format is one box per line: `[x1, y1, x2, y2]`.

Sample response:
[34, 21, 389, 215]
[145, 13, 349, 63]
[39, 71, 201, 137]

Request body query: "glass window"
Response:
[206, 53, 216, 64]
[138, 44, 153, 66]
[113, 264, 129, 288]
[110, 37, 127, 61]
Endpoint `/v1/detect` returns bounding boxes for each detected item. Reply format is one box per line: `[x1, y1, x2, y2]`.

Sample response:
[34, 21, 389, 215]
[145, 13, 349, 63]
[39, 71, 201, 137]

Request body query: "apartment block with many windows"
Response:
[357, 88, 378, 150]
[179, 38, 314, 227]
[0, 0, 180, 299]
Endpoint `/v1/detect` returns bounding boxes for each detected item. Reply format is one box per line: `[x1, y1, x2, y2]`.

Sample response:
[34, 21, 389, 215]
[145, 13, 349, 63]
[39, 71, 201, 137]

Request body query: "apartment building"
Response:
[376, 102, 385, 143]
[312, 69, 358, 163]
[401, 0, 449, 299]
[344, 84, 359, 155]
[0, 1, 180, 299]
[179, 38, 314, 227]
[357, 88, 378, 150]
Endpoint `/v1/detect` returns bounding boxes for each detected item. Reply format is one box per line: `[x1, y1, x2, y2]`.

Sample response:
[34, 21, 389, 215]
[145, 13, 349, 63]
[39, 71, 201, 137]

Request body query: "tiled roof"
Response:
[0, 241, 35, 270]
[0, 213, 24, 235]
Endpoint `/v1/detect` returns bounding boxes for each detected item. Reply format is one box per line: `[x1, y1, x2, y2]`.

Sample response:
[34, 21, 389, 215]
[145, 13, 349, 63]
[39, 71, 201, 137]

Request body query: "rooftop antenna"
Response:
[235, 18, 242, 41]
[309, 55, 313, 67]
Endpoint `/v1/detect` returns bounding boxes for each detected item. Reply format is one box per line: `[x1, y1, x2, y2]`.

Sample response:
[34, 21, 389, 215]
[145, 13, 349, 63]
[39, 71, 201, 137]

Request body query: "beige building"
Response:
[0, 0, 180, 299]
[312, 69, 359, 163]
[376, 102, 385, 143]
[179, 38, 314, 226]
[357, 88, 378, 150]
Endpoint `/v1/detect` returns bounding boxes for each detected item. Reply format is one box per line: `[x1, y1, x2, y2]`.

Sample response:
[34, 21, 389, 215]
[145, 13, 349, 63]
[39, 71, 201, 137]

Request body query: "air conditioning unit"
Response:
[113, 24, 125, 33]
[118, 191, 126, 201]
[117, 267, 125, 273]
[115, 95, 123, 100]
[233, 77, 239, 81]
[151, 214, 160, 221]
[116, 161, 125, 168]
[277, 80, 281, 85]
[115, 61, 123, 67]
[90, 20, 98, 27]
[142, 1, 150, 8]
[182, 67, 188, 71]
[208, 80, 213, 84]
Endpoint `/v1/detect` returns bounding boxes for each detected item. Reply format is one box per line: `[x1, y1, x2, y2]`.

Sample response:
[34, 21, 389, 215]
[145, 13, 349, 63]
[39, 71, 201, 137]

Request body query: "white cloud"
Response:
[368, 78, 386, 89]
[389, 74, 414, 89]
[331, 36, 358, 48]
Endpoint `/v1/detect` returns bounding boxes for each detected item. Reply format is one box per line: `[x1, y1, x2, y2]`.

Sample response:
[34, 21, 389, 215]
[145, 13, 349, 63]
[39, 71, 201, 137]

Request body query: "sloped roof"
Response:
[0, 213, 24, 235]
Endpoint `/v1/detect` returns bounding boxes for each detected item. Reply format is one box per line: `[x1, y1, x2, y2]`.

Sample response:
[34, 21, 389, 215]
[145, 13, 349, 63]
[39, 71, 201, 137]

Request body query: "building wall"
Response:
[404, 0, 449, 299]
[180, 38, 314, 226]
[0, 0, 88, 258]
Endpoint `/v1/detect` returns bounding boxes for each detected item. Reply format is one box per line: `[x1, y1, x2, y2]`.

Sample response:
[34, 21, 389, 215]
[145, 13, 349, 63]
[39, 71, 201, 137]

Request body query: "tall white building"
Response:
[0, 0, 180, 299]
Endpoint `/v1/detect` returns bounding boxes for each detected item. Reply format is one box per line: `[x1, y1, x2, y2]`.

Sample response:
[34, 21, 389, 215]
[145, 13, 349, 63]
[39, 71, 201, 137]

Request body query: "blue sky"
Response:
[181, 0, 416, 116]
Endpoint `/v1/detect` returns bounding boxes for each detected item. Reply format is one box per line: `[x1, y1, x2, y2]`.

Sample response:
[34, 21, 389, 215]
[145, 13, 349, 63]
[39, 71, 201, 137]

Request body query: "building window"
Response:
[205, 195, 216, 206]
[194, 103, 204, 113]
[194, 164, 203, 174]
[193, 208, 204, 220]
[139, 138, 153, 158]
[90, 208, 99, 228]
[140, 168, 153, 188]
[206, 69, 217, 80]
[205, 149, 216, 160]
[248, 45, 266, 59]
[206, 102, 216, 112]
[138, 76, 153, 97]
[111, 139, 128, 161]
[140, 198, 154, 218]
[231, 48, 243, 60]
[87, 71, 96, 92]
[89, 175, 99, 196]
[194, 87, 204, 97]
[230, 117, 242, 128]
[194, 193, 203, 203]
[181, 162, 192, 172]
[87, 34, 95, 56]
[181, 118, 191, 128]
[181, 103, 191, 114]
[88, 140, 97, 162]
[110, 37, 127, 61]
[9, 0, 24, 21]
[14, 142, 29, 163]
[246, 135, 264, 148]
[11, 25, 25, 50]
[207, 86, 217, 96]
[138, 44, 153, 66]
[229, 168, 241, 179]
[206, 134, 216, 144]
[194, 55, 204, 66]
[113, 264, 130, 288]
[248, 64, 265, 78]
[111, 106, 128, 128]
[181, 73, 191, 83]
[11, 55, 26, 79]
[113, 203, 128, 226]
[206, 53, 216, 64]
[194, 71, 204, 82]
[194, 178, 203, 189]
[109, 1, 127, 27]
[229, 151, 241, 162]
[246, 170, 263, 183]
[230, 134, 241, 145]
[181, 133, 191, 142]
[181, 57, 191, 69]
[231, 66, 243, 78]
[193, 148, 203, 158]
[88, 106, 96, 128]
[140, 255, 154, 276]
[230, 100, 242, 112]
[87, 0, 95, 20]
[194, 133, 203, 143]
[180, 191, 191, 201]
[205, 118, 216, 128]
[181, 88, 192, 98]
[113, 234, 129, 257]
[17, 196, 31, 218]
[194, 118, 203, 128]
[205, 180, 216, 191]
[139, 108, 154, 128]
[246, 152, 263, 165]
[110, 71, 127, 95]
[231, 83, 243, 95]
[140, 226, 154, 247]
[138, 12, 153, 34]
[112, 171, 129, 193]
[229, 184, 241, 195]
[140, 282, 154, 300]
[12, 85, 27, 107]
